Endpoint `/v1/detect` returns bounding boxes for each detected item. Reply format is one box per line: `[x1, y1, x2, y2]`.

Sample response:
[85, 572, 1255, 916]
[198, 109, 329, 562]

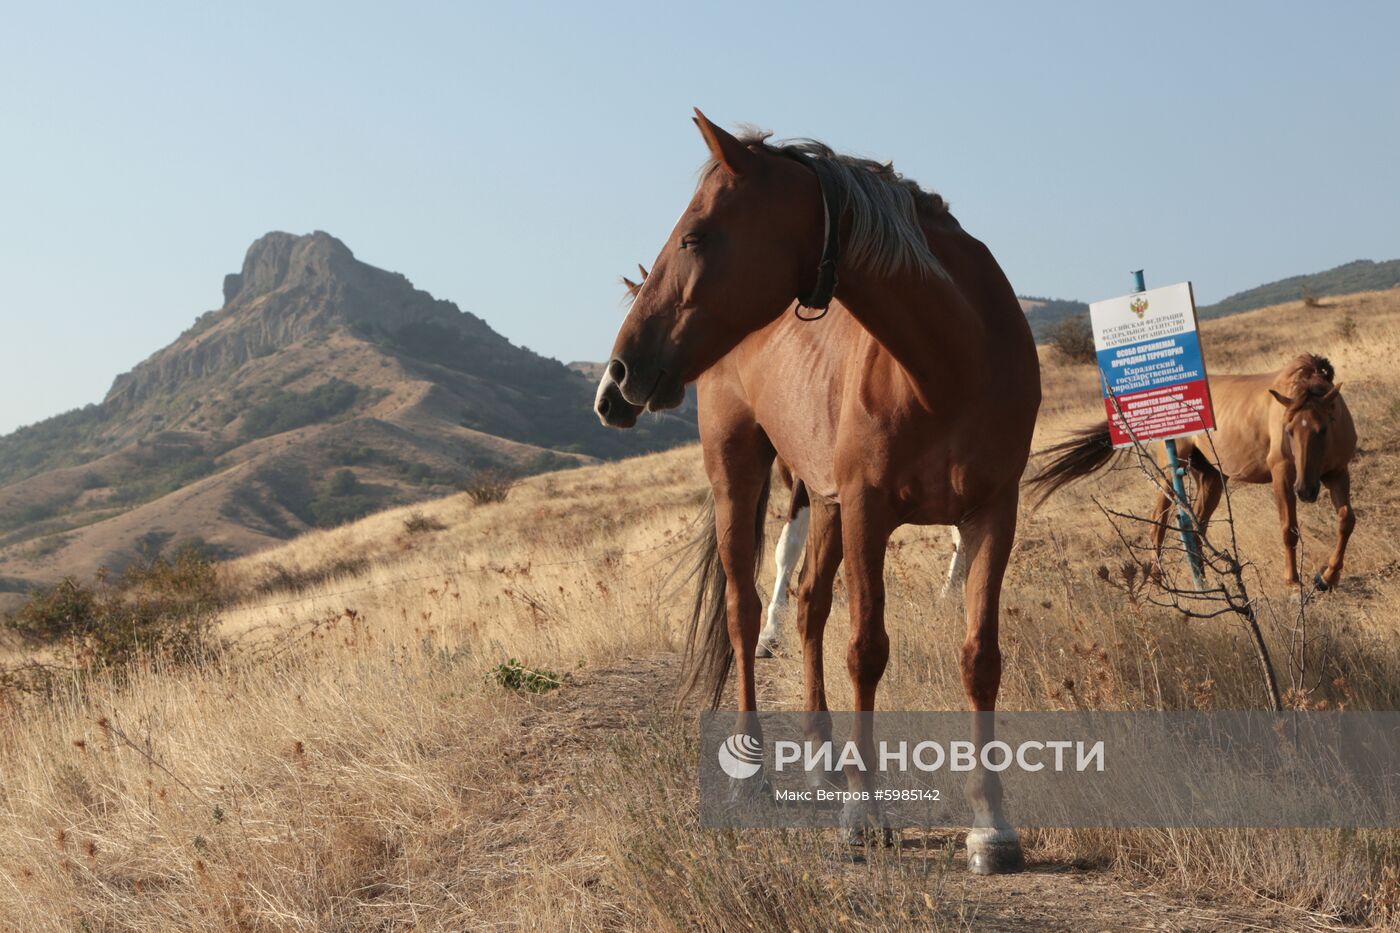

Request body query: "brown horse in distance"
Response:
[596, 111, 1041, 872]
[1029, 354, 1357, 590]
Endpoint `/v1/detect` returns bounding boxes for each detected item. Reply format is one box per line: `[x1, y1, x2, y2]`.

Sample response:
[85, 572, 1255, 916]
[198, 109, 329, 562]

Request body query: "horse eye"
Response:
[680, 233, 705, 250]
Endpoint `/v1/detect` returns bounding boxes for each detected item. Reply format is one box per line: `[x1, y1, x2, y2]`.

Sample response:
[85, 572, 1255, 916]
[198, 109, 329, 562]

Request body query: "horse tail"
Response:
[680, 475, 771, 709]
[1024, 421, 1122, 507]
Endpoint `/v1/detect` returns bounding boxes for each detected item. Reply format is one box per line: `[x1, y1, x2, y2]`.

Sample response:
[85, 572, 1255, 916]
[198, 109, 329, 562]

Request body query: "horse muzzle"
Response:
[595, 371, 641, 428]
[1296, 482, 1321, 504]
[604, 356, 685, 414]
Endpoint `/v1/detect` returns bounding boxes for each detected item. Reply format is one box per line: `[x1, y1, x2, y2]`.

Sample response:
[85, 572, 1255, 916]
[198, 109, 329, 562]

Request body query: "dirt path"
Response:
[522, 653, 1339, 932]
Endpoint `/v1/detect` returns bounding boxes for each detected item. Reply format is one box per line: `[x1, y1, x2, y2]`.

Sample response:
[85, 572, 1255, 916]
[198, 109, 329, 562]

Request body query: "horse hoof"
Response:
[724, 771, 773, 810]
[755, 640, 776, 659]
[966, 827, 1024, 875]
[1313, 570, 1330, 593]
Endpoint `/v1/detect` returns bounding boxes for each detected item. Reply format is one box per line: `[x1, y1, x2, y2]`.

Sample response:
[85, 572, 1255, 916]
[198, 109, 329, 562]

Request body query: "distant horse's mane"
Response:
[1282, 353, 1337, 402]
[703, 130, 951, 281]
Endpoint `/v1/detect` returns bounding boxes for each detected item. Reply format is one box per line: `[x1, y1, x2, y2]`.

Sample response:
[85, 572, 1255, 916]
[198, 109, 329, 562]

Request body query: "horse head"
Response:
[1269, 378, 1343, 503]
[595, 266, 653, 428]
[595, 110, 823, 428]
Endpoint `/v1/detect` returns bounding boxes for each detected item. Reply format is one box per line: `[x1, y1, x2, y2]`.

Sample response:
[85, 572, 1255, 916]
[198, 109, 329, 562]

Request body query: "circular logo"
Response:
[717, 733, 763, 779]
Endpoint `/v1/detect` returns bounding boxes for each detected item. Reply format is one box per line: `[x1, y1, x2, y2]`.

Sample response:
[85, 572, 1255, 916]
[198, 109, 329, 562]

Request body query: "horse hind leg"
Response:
[1193, 467, 1223, 558]
[838, 492, 896, 845]
[1146, 488, 1172, 582]
[757, 502, 810, 657]
[939, 526, 965, 600]
[794, 498, 843, 788]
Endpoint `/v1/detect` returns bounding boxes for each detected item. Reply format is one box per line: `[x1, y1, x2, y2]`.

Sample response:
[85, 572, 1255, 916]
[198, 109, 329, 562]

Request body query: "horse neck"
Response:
[834, 267, 988, 409]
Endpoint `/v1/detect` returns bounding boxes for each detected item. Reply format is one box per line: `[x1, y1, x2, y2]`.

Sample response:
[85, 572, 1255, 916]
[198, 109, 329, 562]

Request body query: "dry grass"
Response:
[1, 289, 1399, 928]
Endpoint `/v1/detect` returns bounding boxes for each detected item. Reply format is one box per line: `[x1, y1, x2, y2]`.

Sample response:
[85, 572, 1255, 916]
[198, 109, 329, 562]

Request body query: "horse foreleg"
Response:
[959, 492, 1025, 874]
[1316, 469, 1355, 591]
[757, 502, 810, 657]
[838, 492, 895, 844]
[704, 437, 775, 804]
[704, 429, 776, 714]
[1271, 465, 1301, 586]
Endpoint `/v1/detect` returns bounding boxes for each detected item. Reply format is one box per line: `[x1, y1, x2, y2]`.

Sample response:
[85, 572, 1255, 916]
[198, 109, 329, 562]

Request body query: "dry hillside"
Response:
[0, 288, 1397, 929]
[0, 233, 695, 609]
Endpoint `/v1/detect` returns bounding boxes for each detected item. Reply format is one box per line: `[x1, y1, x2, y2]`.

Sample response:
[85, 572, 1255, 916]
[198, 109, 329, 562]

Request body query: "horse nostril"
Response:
[597, 396, 612, 417]
[608, 359, 627, 384]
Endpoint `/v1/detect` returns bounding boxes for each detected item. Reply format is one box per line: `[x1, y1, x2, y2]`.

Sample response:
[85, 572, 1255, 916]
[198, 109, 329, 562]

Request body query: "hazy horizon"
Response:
[2, 1, 1397, 435]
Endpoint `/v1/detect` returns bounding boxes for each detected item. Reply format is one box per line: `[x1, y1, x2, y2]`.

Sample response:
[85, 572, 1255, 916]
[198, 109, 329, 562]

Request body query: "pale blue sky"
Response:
[1, 1, 1396, 435]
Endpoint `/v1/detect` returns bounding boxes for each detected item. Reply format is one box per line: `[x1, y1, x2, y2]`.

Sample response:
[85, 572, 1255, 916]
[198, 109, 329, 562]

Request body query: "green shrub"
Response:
[308, 493, 378, 528]
[134, 529, 175, 561]
[239, 380, 363, 441]
[253, 557, 370, 595]
[327, 468, 359, 496]
[1337, 312, 1357, 342]
[403, 511, 447, 535]
[1050, 316, 1098, 364]
[7, 548, 223, 675]
[462, 468, 515, 504]
[488, 659, 561, 693]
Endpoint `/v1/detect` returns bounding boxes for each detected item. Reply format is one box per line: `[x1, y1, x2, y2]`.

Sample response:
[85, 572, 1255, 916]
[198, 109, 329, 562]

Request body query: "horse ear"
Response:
[693, 108, 755, 175]
[637, 263, 649, 282]
[621, 276, 640, 297]
[1268, 389, 1294, 407]
[1322, 383, 1342, 404]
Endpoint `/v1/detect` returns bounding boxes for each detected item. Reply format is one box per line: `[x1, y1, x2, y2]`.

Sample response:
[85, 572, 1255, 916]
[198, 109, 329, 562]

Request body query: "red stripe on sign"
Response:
[1105, 379, 1216, 448]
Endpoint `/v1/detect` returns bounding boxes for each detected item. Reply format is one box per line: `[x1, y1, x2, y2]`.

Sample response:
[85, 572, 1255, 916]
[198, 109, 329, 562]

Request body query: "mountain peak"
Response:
[0, 229, 700, 602]
[222, 230, 356, 305]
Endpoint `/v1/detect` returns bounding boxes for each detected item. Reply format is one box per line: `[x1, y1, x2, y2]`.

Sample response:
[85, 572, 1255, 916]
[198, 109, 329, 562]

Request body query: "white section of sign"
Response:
[1090, 282, 1197, 351]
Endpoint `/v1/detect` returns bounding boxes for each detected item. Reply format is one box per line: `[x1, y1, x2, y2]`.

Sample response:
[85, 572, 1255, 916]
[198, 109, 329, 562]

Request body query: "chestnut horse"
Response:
[596, 112, 1040, 872]
[1028, 354, 1357, 590]
[620, 268, 968, 659]
[618, 264, 968, 652]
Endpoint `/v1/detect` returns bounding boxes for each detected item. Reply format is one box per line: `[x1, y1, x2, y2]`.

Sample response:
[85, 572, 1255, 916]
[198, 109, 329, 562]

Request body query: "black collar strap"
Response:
[795, 157, 842, 320]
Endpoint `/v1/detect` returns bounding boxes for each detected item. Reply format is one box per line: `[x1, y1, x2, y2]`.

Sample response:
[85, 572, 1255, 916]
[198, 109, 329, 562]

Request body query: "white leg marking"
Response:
[758, 506, 809, 651]
[940, 526, 965, 600]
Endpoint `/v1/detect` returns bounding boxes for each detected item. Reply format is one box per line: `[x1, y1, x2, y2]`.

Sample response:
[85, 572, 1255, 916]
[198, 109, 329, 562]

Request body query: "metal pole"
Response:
[1133, 270, 1205, 586]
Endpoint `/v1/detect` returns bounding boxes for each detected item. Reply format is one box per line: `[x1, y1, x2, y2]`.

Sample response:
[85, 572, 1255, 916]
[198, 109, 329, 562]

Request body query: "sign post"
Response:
[1089, 272, 1213, 586]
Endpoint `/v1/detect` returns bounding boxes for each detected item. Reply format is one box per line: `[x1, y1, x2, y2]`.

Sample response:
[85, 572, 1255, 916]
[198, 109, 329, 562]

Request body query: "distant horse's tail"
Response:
[681, 475, 771, 709]
[1024, 421, 1123, 507]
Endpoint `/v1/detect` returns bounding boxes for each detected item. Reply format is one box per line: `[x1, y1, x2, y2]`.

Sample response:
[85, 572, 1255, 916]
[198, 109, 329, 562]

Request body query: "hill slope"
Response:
[0, 232, 694, 598]
[1019, 258, 1400, 342]
[1019, 295, 1092, 342]
[1198, 257, 1400, 318]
